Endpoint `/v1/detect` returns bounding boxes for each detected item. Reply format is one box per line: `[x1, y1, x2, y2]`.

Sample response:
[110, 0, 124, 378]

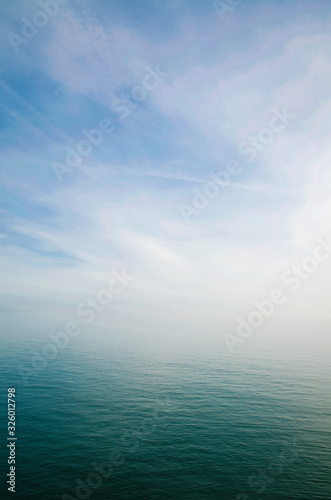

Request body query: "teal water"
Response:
[1, 333, 331, 499]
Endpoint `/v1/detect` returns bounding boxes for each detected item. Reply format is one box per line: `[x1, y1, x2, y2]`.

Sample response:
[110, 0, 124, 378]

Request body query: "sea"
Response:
[0, 327, 330, 499]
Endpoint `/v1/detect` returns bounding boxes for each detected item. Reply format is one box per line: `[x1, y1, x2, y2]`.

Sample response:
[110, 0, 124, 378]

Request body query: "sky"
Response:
[1, 0, 331, 343]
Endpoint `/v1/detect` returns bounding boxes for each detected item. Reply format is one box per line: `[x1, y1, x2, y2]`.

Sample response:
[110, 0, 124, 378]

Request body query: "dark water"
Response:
[1, 332, 330, 499]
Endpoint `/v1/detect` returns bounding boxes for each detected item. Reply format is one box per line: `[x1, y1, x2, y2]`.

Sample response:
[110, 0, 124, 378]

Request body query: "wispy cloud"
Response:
[1, 0, 331, 336]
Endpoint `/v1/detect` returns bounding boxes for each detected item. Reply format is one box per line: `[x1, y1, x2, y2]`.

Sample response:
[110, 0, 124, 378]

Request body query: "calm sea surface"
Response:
[0, 332, 330, 499]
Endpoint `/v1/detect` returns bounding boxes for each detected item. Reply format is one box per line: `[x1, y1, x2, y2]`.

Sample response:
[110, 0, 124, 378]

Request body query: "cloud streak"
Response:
[1, 0, 331, 339]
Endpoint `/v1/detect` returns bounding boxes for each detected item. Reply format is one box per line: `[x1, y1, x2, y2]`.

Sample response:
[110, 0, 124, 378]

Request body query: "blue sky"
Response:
[1, 0, 331, 340]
